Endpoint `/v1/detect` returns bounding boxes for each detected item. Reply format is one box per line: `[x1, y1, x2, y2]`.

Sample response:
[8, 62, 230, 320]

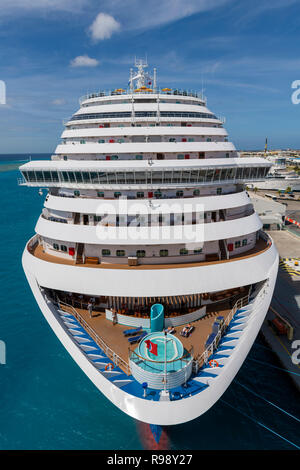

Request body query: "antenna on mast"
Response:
[153, 68, 157, 92]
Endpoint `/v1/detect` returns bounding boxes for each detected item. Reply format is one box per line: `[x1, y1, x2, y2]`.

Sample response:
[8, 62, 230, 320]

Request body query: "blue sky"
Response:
[0, 0, 300, 153]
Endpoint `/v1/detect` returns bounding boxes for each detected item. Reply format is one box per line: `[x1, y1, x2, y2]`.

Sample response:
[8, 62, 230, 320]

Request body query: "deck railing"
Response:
[58, 300, 131, 375]
[192, 294, 250, 372]
[129, 345, 193, 368]
[78, 89, 206, 104]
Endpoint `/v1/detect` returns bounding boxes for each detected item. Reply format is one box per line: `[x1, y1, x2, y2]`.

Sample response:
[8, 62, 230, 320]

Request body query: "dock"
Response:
[260, 229, 300, 391]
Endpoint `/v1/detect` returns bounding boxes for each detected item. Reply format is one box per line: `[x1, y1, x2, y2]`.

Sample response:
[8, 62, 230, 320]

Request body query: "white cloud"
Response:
[51, 98, 66, 106]
[0, 0, 87, 14]
[96, 0, 231, 31]
[88, 13, 121, 41]
[70, 55, 99, 67]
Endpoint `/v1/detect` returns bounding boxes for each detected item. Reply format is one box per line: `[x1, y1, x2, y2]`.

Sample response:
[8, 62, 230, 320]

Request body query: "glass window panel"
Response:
[35, 171, 44, 182]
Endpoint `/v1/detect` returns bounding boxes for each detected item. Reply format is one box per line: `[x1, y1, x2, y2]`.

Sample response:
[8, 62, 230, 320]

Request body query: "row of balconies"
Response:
[52, 185, 240, 200]
[66, 122, 223, 131]
[42, 206, 254, 228]
[61, 136, 227, 145]
[40, 233, 255, 267]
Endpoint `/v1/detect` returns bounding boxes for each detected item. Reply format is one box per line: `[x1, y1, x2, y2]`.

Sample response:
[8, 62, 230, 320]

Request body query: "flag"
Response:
[145, 339, 158, 356]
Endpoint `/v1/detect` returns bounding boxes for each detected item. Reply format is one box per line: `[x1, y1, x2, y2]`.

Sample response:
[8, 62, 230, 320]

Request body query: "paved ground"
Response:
[267, 230, 300, 258]
[261, 267, 300, 391]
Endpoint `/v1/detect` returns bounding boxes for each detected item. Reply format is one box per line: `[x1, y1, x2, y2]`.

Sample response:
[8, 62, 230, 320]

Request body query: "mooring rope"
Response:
[247, 357, 300, 377]
[253, 342, 274, 353]
[234, 380, 300, 423]
[221, 399, 300, 450]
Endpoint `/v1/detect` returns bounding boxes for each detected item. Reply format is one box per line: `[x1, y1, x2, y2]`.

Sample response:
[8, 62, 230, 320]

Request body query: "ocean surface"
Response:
[0, 154, 299, 450]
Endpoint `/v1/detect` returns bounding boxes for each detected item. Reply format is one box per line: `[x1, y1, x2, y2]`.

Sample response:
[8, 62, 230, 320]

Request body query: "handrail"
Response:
[192, 294, 250, 371]
[78, 89, 206, 104]
[58, 300, 131, 375]
[129, 345, 193, 365]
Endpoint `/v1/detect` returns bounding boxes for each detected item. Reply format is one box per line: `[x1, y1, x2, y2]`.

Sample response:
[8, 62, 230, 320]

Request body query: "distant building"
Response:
[250, 193, 286, 230]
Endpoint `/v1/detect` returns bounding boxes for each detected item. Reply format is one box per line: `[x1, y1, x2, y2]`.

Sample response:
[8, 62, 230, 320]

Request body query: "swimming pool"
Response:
[136, 333, 186, 373]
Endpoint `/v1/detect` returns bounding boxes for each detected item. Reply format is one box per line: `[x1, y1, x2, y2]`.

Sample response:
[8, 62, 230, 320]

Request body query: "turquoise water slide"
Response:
[150, 304, 164, 332]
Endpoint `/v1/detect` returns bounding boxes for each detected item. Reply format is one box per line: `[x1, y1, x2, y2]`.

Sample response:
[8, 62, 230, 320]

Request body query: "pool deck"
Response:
[61, 300, 234, 366]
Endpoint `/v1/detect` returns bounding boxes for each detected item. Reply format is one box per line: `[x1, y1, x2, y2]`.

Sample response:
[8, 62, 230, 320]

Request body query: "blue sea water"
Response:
[0, 155, 299, 450]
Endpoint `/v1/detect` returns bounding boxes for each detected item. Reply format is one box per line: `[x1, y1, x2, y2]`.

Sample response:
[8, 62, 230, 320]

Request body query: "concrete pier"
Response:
[260, 230, 300, 391]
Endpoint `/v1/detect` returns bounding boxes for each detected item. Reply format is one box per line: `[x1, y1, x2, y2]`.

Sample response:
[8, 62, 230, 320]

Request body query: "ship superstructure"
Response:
[20, 61, 278, 425]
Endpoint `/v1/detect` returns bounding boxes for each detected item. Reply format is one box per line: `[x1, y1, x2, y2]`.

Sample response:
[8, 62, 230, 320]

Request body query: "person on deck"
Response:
[87, 302, 93, 318]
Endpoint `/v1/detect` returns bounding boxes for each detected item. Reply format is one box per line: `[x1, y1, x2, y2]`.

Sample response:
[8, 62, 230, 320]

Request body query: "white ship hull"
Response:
[22, 239, 278, 426]
[19, 61, 279, 426]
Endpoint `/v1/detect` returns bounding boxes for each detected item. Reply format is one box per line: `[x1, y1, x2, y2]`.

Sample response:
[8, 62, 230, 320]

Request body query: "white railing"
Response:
[192, 294, 250, 372]
[78, 89, 206, 104]
[58, 301, 131, 375]
[17, 177, 26, 185]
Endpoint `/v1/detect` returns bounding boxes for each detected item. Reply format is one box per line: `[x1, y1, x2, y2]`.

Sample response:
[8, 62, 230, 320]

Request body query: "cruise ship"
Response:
[20, 60, 279, 426]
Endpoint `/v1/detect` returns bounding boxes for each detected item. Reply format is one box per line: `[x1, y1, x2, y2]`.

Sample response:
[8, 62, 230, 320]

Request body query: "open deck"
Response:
[30, 237, 269, 270]
[60, 298, 239, 369]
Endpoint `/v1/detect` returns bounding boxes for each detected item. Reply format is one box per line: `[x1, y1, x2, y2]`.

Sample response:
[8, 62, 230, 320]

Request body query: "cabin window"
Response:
[180, 248, 188, 255]
[98, 139, 105, 143]
[116, 250, 125, 257]
[114, 192, 122, 198]
[136, 250, 146, 258]
[235, 241, 241, 248]
[193, 189, 200, 196]
[80, 140, 86, 144]
[97, 191, 104, 197]
[111, 155, 118, 160]
[136, 155, 143, 160]
[102, 249, 111, 256]
[74, 190, 80, 197]
[154, 190, 162, 198]
[160, 250, 168, 257]
[137, 192, 144, 198]
[176, 191, 184, 197]
[53, 243, 59, 250]
[193, 248, 202, 254]
[217, 188, 222, 195]
[177, 154, 184, 159]
[61, 245, 67, 252]
[242, 239, 248, 246]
